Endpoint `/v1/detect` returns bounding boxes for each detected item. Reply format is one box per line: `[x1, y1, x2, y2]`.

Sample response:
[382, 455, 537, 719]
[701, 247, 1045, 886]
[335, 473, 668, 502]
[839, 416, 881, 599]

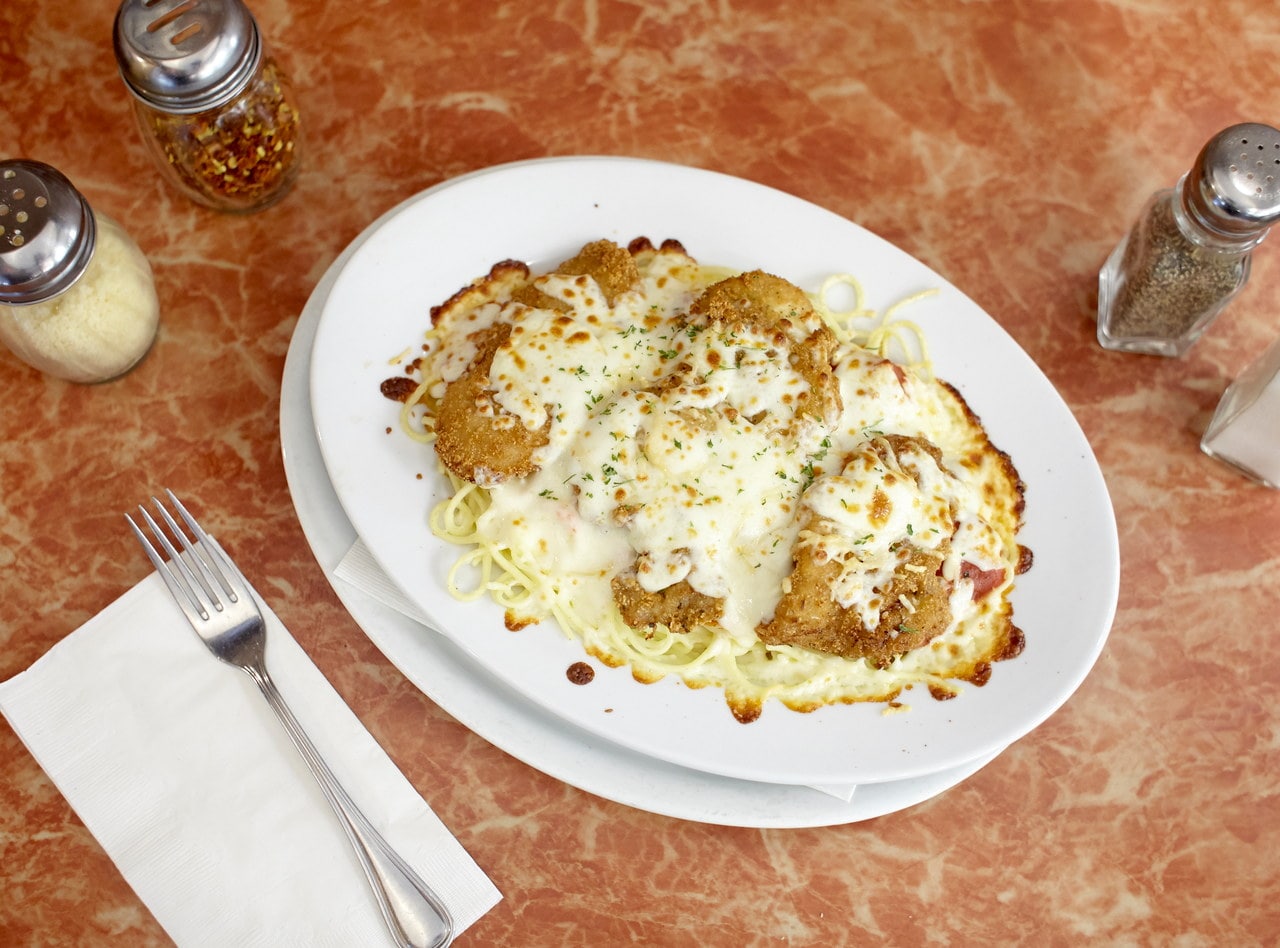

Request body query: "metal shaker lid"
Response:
[1183, 122, 1280, 243]
[113, 0, 262, 114]
[0, 160, 97, 306]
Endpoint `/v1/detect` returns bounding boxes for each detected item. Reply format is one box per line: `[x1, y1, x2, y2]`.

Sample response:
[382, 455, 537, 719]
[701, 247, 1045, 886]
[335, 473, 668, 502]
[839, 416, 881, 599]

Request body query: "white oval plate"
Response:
[283, 198, 1002, 827]
[310, 157, 1119, 788]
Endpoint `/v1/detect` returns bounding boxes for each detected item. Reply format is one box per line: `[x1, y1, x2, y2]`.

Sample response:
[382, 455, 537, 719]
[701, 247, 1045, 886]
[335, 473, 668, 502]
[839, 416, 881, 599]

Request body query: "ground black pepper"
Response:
[1097, 124, 1280, 357]
[1101, 191, 1245, 344]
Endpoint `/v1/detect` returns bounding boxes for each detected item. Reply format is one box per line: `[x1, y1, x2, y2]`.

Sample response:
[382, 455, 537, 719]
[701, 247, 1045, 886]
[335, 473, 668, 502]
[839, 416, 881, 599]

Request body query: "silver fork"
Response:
[127, 490, 454, 948]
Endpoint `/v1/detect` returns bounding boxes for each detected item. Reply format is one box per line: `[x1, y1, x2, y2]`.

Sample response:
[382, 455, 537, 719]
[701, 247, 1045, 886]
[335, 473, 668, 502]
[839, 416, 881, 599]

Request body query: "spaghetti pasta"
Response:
[815, 272, 937, 376]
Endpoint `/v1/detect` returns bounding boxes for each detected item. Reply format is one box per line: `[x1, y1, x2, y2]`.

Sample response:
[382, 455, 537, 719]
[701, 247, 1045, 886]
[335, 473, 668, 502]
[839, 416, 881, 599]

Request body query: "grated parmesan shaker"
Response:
[1096, 122, 1280, 357]
[113, 0, 302, 213]
[0, 159, 159, 383]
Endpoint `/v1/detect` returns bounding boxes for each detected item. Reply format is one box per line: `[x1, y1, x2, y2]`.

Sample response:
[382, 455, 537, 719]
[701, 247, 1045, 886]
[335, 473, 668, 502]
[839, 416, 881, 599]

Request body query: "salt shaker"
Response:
[1200, 335, 1280, 488]
[0, 160, 160, 384]
[1097, 122, 1280, 357]
[113, 0, 302, 213]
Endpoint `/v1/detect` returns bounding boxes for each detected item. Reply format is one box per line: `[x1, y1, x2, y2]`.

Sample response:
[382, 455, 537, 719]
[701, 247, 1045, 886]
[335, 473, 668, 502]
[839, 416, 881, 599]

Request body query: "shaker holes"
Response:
[145, 0, 198, 31]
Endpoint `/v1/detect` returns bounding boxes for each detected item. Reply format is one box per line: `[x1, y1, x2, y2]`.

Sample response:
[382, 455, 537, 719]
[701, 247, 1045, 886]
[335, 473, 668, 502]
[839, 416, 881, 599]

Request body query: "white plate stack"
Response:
[284, 158, 1119, 827]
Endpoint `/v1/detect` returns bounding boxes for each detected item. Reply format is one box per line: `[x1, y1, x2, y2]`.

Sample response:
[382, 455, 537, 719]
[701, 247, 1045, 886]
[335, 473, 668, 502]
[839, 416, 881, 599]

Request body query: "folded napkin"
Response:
[334, 540, 859, 804]
[0, 572, 501, 947]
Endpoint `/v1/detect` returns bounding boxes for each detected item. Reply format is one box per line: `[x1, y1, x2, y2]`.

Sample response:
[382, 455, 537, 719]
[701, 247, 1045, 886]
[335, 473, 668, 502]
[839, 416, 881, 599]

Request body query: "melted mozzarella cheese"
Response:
[800, 439, 955, 627]
[465, 257, 1012, 641]
[418, 246, 1026, 717]
[456, 255, 842, 641]
[429, 301, 506, 395]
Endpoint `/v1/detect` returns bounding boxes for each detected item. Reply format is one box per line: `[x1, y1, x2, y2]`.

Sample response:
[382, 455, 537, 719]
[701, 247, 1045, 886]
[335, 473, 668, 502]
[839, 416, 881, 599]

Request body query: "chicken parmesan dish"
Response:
[381, 237, 1030, 723]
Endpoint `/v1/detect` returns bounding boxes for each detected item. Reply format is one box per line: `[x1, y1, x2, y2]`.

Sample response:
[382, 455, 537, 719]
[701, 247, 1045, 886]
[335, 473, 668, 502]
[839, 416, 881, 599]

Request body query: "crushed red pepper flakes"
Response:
[145, 56, 300, 210]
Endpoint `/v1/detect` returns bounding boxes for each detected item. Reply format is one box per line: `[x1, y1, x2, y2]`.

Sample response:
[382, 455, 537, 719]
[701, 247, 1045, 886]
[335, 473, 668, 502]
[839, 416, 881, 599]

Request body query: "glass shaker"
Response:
[1200, 334, 1280, 488]
[1097, 122, 1280, 357]
[113, 0, 302, 213]
[0, 160, 160, 384]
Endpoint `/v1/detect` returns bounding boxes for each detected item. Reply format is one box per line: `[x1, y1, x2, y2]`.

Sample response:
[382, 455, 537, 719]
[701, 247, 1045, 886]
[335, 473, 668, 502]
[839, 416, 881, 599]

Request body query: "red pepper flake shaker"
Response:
[113, 0, 302, 213]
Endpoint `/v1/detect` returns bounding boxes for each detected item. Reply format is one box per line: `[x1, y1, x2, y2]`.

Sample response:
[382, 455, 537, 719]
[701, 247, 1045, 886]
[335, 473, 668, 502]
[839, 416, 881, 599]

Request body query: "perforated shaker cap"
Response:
[1183, 122, 1280, 244]
[0, 160, 97, 306]
[113, 0, 262, 114]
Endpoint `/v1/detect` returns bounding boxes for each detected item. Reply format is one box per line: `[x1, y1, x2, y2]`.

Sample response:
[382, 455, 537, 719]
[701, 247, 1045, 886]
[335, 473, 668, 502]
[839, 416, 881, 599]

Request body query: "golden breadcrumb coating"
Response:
[757, 435, 955, 666]
[433, 322, 551, 483]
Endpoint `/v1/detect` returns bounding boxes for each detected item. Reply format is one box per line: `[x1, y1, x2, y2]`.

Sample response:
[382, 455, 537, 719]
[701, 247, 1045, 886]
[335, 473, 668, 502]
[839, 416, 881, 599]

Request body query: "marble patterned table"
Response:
[3, 0, 1278, 943]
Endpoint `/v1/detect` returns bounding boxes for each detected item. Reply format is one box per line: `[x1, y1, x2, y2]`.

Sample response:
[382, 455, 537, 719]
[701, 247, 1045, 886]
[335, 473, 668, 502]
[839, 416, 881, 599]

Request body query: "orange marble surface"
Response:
[3, 0, 1280, 944]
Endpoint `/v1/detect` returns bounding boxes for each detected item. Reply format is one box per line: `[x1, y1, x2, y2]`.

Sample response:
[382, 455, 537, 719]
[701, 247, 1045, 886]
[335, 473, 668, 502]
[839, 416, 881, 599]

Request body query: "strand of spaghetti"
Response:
[554, 604, 717, 674]
[813, 274, 938, 375]
[884, 287, 939, 321]
[472, 541, 535, 599]
[720, 654, 788, 704]
[731, 643, 843, 692]
[430, 483, 484, 543]
[445, 539, 539, 608]
[878, 288, 938, 373]
[398, 376, 436, 443]
[629, 628, 745, 678]
[669, 632, 736, 671]
[619, 627, 715, 666]
[817, 273, 871, 323]
[444, 545, 495, 602]
[546, 600, 592, 643]
[814, 274, 873, 331]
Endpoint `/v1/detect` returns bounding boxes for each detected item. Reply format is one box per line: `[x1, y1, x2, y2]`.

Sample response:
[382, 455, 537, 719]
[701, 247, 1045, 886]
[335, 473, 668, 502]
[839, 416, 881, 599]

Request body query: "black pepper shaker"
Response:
[113, 0, 302, 213]
[1097, 122, 1280, 357]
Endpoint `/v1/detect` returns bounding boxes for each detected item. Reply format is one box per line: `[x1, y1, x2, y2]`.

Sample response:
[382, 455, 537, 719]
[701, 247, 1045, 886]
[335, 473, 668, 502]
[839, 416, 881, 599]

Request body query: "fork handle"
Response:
[247, 664, 454, 948]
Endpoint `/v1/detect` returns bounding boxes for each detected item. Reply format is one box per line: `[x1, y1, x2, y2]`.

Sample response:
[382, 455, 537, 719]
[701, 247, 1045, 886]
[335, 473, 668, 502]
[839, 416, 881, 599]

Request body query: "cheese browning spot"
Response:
[566, 662, 595, 685]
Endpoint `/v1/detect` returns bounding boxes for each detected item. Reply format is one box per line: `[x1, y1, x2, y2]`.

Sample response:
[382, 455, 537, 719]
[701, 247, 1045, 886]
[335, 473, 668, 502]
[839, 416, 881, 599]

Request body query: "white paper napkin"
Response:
[0, 572, 501, 947]
[333, 540, 859, 804]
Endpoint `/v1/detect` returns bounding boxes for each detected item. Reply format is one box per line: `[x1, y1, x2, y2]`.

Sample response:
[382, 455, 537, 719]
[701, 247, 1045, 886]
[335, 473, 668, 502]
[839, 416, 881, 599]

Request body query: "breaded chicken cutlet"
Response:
[428, 240, 645, 485]
[758, 435, 955, 666]
[690, 270, 842, 427]
[600, 270, 846, 637]
[433, 321, 551, 483]
[611, 570, 725, 634]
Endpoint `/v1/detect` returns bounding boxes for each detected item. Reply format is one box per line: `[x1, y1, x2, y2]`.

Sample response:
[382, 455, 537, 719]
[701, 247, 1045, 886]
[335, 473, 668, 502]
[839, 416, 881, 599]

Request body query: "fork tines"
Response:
[126, 490, 238, 621]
